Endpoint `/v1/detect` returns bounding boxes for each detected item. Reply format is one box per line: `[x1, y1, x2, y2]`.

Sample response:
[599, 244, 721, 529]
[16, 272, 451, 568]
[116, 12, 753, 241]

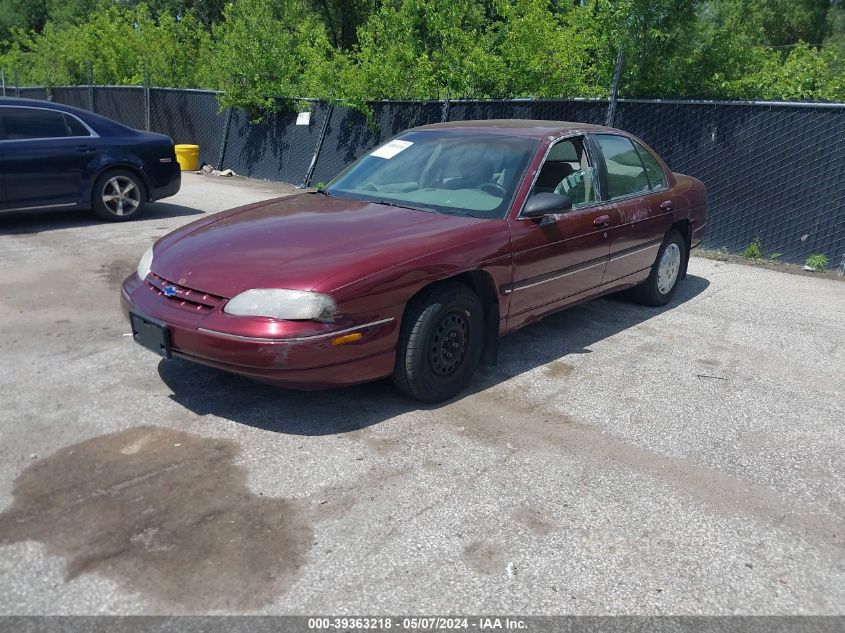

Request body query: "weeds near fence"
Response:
[805, 254, 830, 271]
[742, 239, 762, 260]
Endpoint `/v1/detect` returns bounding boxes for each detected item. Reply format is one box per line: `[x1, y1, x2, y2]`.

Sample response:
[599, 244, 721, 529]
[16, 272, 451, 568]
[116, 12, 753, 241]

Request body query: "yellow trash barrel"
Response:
[174, 144, 200, 171]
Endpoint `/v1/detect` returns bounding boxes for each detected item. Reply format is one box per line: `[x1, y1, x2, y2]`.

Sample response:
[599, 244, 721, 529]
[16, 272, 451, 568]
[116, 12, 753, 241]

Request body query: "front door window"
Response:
[532, 137, 599, 208]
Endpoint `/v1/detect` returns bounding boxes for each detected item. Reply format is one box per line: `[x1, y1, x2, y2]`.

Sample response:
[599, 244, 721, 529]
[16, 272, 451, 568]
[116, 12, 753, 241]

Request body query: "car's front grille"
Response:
[145, 273, 225, 314]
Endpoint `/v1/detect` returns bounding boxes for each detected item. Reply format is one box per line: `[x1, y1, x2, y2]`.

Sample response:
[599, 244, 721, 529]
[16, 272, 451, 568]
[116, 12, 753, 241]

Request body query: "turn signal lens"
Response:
[331, 332, 363, 346]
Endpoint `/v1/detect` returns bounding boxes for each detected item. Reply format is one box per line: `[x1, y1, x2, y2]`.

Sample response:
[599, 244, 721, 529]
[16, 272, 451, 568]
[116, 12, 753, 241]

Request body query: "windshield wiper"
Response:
[437, 208, 473, 217]
[315, 188, 330, 196]
[370, 199, 436, 214]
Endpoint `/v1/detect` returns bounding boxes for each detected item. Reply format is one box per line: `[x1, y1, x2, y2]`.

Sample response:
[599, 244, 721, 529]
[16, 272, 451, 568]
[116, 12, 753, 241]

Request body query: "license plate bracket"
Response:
[129, 311, 172, 359]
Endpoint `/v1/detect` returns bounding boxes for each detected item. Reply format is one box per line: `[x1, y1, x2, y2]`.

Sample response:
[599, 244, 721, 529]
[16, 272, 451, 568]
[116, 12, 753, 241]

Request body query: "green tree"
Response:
[203, 0, 339, 112]
[120, 0, 228, 31]
[342, 0, 490, 100]
[490, 0, 606, 98]
[309, 0, 377, 50]
[3, 0, 844, 105]
[0, 0, 48, 47]
[580, 0, 701, 97]
[1, 3, 210, 87]
[46, 0, 109, 26]
[748, 0, 832, 47]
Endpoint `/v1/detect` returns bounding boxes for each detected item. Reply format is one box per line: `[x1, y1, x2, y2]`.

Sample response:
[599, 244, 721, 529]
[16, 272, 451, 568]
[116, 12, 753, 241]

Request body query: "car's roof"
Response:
[413, 119, 619, 138]
[0, 97, 88, 115]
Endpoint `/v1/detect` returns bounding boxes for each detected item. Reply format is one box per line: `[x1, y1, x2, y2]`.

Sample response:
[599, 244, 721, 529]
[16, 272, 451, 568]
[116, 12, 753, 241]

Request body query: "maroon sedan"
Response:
[122, 120, 706, 402]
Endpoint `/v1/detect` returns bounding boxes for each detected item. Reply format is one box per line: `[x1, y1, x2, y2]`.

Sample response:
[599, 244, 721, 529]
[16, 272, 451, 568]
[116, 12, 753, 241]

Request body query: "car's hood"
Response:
[151, 193, 486, 298]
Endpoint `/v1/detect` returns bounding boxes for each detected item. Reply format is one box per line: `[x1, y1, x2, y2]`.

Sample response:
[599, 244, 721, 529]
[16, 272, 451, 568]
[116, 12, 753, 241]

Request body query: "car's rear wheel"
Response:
[92, 169, 146, 221]
[393, 283, 484, 402]
[632, 229, 686, 306]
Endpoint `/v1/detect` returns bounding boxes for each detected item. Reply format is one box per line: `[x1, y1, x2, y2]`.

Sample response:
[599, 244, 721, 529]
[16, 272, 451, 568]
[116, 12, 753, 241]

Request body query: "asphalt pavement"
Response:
[0, 173, 842, 615]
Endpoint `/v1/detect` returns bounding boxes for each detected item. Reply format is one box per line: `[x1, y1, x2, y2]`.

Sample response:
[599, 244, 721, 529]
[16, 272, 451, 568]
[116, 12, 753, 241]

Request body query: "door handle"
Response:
[74, 145, 93, 153]
[660, 200, 674, 211]
[593, 214, 611, 227]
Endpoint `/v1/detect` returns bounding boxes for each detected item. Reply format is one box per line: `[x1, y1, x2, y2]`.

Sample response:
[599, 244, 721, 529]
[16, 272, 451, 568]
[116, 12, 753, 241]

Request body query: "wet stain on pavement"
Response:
[0, 426, 313, 611]
[462, 540, 506, 575]
[97, 258, 135, 290]
[696, 358, 722, 368]
[512, 505, 555, 536]
[447, 390, 844, 549]
[544, 361, 574, 379]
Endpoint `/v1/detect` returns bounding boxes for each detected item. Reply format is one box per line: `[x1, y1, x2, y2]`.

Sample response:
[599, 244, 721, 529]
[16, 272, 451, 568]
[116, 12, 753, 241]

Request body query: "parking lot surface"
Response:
[0, 174, 842, 615]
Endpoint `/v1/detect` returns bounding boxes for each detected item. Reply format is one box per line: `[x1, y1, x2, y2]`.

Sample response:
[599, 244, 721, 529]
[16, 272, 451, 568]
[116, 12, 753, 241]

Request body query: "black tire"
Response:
[392, 283, 485, 403]
[91, 169, 147, 221]
[631, 230, 687, 307]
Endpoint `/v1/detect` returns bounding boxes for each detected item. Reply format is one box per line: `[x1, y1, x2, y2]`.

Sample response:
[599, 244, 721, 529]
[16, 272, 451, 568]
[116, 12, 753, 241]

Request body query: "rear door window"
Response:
[633, 140, 668, 191]
[595, 134, 651, 200]
[0, 107, 76, 140]
[63, 113, 91, 137]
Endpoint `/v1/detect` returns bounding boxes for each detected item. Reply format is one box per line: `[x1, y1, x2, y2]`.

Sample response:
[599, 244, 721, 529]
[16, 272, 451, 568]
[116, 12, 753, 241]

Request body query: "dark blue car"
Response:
[0, 98, 180, 221]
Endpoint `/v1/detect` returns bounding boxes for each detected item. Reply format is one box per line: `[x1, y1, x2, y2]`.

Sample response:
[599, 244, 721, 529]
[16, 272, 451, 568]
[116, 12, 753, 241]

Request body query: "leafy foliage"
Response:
[742, 239, 762, 260]
[1, 0, 844, 112]
[1, 3, 210, 87]
[804, 253, 829, 271]
[199, 0, 337, 113]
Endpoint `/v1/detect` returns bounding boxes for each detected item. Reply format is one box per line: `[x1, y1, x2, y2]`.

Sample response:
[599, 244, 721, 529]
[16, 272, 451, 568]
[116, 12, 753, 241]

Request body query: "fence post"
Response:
[606, 50, 624, 127]
[217, 107, 233, 170]
[1, 69, 5, 97]
[441, 92, 451, 122]
[143, 71, 151, 132]
[301, 103, 334, 188]
[87, 61, 94, 111]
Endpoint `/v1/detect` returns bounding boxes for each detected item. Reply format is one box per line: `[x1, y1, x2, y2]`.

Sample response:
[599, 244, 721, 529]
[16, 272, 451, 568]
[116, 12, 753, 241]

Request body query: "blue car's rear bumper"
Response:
[150, 167, 181, 201]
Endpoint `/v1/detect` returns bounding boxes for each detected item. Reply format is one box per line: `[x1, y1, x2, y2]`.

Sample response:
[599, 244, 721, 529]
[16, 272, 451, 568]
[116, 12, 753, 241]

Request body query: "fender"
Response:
[80, 151, 155, 205]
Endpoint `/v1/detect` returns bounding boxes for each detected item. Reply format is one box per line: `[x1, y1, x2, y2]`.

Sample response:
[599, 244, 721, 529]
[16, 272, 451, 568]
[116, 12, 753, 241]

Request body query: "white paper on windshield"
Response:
[296, 111, 311, 126]
[370, 140, 413, 159]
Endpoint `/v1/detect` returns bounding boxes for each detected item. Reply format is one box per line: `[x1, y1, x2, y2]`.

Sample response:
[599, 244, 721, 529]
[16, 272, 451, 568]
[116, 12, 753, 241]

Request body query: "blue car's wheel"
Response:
[92, 169, 146, 221]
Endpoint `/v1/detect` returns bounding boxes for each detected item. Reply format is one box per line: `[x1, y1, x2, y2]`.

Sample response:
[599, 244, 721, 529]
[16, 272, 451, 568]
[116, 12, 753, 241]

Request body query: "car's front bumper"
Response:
[121, 273, 399, 390]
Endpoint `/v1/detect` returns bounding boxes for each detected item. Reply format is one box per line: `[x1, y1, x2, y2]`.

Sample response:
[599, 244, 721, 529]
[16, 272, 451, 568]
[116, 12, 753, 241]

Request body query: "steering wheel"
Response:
[360, 182, 383, 192]
[477, 182, 507, 197]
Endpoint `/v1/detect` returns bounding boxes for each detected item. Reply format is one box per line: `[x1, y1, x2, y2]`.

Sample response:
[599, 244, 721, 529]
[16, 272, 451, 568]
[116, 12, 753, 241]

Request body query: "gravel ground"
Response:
[0, 173, 842, 615]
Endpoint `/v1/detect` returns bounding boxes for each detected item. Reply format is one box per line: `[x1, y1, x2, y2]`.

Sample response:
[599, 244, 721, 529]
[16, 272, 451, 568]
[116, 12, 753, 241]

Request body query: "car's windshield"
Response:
[325, 130, 538, 219]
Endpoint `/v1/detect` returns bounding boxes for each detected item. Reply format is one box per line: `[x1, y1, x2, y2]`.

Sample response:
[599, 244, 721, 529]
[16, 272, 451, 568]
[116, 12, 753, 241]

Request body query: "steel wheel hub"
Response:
[102, 176, 140, 216]
[657, 243, 682, 295]
[430, 311, 469, 377]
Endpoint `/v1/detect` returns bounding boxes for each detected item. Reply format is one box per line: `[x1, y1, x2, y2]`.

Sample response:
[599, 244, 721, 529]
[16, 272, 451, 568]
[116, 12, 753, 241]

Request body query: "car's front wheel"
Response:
[92, 169, 147, 221]
[632, 229, 686, 306]
[393, 283, 485, 403]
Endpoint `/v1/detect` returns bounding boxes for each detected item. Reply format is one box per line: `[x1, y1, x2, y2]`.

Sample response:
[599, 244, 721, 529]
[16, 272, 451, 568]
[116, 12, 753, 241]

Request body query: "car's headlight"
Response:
[224, 289, 337, 321]
[137, 245, 154, 280]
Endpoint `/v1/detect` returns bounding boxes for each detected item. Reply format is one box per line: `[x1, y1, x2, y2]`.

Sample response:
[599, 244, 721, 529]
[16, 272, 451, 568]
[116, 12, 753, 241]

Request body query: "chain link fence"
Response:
[148, 88, 228, 168]
[3, 84, 844, 269]
[310, 100, 445, 185]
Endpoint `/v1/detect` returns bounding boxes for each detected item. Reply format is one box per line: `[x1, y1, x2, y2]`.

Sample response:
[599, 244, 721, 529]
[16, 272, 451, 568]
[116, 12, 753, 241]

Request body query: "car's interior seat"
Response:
[446, 158, 496, 189]
[535, 161, 574, 193]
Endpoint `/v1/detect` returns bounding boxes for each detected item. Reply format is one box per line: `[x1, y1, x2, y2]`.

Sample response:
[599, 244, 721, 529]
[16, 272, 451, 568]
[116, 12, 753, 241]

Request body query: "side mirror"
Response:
[522, 192, 573, 218]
